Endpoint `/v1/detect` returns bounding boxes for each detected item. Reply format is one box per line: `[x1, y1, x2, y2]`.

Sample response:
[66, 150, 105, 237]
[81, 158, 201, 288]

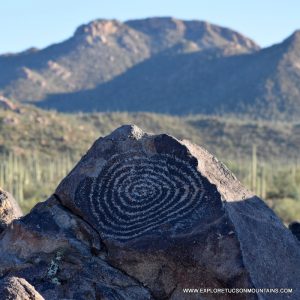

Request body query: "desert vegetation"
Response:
[0, 106, 299, 223]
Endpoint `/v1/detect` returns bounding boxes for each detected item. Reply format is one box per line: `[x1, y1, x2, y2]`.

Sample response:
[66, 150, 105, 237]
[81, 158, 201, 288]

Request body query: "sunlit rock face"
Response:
[0, 277, 44, 300]
[0, 187, 22, 233]
[0, 125, 299, 299]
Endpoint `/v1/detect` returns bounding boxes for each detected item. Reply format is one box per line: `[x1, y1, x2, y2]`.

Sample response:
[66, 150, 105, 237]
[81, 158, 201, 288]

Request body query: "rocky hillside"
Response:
[1, 17, 300, 120]
[38, 30, 300, 120]
[0, 104, 299, 222]
[0, 17, 257, 103]
[0, 102, 298, 160]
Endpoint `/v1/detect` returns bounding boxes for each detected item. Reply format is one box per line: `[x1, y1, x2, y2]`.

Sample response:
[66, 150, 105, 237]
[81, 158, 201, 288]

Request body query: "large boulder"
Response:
[0, 125, 299, 299]
[0, 187, 22, 233]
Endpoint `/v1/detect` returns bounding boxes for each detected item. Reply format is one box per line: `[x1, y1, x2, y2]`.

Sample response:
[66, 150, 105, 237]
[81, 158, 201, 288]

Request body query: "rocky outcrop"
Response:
[0, 194, 153, 299]
[0, 277, 44, 300]
[0, 125, 299, 299]
[0, 96, 19, 112]
[0, 187, 22, 233]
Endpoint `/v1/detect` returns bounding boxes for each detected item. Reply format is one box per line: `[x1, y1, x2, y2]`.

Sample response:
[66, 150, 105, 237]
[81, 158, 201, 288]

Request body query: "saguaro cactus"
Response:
[251, 144, 257, 194]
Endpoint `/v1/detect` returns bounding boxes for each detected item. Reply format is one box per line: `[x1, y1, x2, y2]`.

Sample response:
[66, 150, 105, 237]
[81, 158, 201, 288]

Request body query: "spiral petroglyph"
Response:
[75, 151, 206, 240]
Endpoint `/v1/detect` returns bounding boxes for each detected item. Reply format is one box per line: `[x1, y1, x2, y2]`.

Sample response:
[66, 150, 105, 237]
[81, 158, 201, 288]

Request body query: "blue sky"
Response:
[0, 0, 299, 54]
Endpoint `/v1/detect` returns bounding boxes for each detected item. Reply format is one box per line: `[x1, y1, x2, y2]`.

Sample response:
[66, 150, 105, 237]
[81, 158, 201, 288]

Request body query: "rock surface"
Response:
[289, 221, 300, 241]
[0, 96, 19, 112]
[0, 187, 22, 233]
[0, 125, 299, 299]
[0, 276, 44, 300]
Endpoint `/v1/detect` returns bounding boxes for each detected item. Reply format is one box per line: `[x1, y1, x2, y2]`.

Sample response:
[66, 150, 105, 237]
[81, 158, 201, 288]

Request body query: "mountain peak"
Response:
[282, 30, 300, 47]
[290, 29, 300, 39]
[126, 17, 259, 52]
[126, 17, 199, 35]
[74, 19, 123, 43]
[126, 16, 183, 26]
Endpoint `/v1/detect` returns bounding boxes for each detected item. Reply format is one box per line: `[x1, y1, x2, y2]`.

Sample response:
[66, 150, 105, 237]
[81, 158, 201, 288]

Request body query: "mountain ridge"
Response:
[38, 29, 300, 120]
[0, 17, 259, 103]
[1, 17, 300, 120]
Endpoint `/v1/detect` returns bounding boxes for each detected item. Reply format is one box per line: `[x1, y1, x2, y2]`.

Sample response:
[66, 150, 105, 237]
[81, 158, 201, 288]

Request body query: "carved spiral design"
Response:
[75, 152, 205, 240]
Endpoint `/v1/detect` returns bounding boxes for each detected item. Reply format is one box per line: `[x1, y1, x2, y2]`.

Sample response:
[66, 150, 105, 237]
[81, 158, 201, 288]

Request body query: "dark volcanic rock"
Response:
[0, 187, 22, 233]
[289, 221, 300, 241]
[0, 195, 152, 299]
[0, 125, 299, 299]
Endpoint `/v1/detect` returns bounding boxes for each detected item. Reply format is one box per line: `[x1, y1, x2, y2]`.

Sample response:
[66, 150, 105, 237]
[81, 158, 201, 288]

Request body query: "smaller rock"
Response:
[0, 96, 19, 112]
[0, 187, 22, 233]
[0, 276, 44, 300]
[289, 221, 300, 241]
